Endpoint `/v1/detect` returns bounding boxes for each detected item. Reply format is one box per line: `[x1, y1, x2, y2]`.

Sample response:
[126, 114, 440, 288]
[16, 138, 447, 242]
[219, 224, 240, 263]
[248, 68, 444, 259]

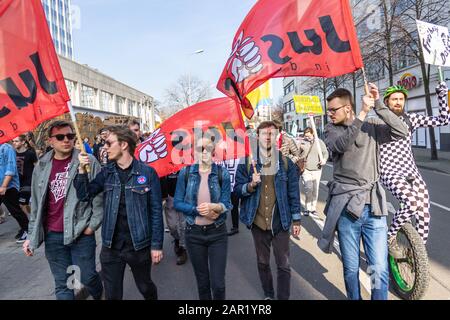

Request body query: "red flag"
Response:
[135, 98, 249, 177]
[217, 0, 363, 118]
[0, 0, 70, 143]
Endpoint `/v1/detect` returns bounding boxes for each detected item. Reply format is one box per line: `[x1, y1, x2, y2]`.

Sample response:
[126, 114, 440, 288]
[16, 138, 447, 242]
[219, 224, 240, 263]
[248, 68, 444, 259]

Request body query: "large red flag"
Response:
[0, 0, 70, 143]
[135, 98, 249, 177]
[217, 0, 363, 118]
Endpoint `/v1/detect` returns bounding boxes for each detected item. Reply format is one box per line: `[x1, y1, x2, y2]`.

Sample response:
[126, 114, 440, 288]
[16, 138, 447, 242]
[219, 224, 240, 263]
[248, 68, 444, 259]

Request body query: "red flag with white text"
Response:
[217, 0, 363, 118]
[0, 0, 70, 143]
[136, 98, 249, 177]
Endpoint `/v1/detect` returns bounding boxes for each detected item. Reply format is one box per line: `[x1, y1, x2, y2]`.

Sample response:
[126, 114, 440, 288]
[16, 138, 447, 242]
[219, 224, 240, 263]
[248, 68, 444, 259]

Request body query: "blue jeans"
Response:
[337, 205, 389, 300]
[44, 232, 103, 300]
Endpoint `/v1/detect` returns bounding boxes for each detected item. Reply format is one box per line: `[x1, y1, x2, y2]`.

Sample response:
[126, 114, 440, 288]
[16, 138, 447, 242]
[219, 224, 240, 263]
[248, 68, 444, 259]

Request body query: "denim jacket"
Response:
[173, 164, 232, 226]
[74, 159, 163, 251]
[234, 153, 301, 232]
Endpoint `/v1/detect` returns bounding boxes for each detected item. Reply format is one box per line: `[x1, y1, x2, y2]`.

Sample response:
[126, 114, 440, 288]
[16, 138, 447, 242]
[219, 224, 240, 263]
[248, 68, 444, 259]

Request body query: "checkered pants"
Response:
[381, 173, 430, 244]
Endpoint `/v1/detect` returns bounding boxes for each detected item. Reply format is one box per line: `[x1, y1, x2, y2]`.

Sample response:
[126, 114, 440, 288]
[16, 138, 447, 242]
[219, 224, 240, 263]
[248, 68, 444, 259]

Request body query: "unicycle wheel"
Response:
[388, 222, 430, 300]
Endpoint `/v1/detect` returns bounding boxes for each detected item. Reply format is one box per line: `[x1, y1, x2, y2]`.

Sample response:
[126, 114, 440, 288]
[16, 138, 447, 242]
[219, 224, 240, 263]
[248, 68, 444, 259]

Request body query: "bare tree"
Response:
[272, 96, 284, 124]
[394, 0, 450, 160]
[164, 74, 211, 116]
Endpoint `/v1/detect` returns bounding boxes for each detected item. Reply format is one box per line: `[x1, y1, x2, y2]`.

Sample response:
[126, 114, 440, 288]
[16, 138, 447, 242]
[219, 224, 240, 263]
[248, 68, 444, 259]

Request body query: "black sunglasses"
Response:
[51, 133, 76, 141]
[195, 145, 215, 153]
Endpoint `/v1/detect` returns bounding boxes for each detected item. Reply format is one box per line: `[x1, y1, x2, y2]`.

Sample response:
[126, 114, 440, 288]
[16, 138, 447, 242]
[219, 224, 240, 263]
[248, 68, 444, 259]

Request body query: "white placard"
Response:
[416, 20, 450, 67]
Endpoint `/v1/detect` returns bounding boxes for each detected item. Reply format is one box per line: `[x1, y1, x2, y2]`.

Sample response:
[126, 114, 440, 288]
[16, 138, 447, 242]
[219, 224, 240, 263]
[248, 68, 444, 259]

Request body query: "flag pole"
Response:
[67, 101, 90, 173]
[229, 78, 258, 175]
[361, 67, 370, 95]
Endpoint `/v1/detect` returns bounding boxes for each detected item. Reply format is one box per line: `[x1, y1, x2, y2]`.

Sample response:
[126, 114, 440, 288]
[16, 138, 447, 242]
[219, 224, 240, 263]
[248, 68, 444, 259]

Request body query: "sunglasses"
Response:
[51, 133, 76, 141]
[195, 145, 215, 153]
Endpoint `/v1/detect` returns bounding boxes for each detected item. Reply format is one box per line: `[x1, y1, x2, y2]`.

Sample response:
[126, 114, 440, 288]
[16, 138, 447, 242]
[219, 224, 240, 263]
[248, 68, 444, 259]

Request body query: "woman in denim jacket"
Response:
[174, 137, 232, 300]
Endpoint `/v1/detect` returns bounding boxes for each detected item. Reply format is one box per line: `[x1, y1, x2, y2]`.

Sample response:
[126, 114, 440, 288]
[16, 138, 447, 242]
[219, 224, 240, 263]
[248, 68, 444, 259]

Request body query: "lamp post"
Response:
[187, 49, 205, 107]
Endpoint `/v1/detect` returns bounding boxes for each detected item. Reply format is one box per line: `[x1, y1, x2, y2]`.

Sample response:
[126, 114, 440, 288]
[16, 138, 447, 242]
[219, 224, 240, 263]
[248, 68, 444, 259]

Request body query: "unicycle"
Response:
[388, 214, 430, 300]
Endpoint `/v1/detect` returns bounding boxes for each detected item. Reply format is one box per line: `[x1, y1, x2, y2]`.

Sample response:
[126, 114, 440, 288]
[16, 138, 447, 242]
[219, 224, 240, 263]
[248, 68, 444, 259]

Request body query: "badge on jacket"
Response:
[137, 176, 147, 184]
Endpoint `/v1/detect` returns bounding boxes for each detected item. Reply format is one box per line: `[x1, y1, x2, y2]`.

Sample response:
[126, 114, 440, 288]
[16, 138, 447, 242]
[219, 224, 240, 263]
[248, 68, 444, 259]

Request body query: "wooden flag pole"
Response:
[434, 50, 444, 83]
[361, 67, 370, 96]
[67, 101, 90, 173]
[308, 114, 324, 164]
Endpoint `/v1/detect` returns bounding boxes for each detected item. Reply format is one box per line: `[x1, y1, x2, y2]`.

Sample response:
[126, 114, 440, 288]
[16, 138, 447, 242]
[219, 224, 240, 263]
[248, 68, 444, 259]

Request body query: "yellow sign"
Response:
[294, 95, 323, 115]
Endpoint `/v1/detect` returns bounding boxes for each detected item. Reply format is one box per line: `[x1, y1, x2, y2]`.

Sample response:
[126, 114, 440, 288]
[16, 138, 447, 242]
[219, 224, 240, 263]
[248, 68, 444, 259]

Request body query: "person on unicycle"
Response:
[380, 82, 449, 259]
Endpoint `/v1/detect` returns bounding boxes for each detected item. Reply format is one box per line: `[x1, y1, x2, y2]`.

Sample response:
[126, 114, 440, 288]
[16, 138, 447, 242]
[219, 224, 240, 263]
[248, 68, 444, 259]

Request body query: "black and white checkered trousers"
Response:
[380, 85, 449, 245]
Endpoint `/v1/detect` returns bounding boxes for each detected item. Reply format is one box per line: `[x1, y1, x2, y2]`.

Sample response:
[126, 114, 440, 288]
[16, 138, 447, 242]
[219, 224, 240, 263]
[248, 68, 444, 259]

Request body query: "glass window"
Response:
[127, 100, 134, 116]
[64, 79, 77, 102]
[115, 96, 125, 114]
[81, 85, 96, 108]
[284, 81, 295, 96]
[100, 91, 114, 112]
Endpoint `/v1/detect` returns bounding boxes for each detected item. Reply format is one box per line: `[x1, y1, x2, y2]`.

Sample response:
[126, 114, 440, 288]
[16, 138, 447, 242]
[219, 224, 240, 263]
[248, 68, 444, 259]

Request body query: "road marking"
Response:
[431, 201, 450, 212]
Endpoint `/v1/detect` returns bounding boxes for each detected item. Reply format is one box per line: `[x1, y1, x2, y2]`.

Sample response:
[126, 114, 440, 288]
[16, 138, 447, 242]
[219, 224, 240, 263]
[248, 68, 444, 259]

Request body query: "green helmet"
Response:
[383, 85, 408, 100]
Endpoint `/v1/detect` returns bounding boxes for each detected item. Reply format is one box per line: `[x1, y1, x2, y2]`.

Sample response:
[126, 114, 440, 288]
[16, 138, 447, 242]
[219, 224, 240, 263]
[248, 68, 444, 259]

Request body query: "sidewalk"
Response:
[413, 147, 450, 175]
[0, 214, 101, 300]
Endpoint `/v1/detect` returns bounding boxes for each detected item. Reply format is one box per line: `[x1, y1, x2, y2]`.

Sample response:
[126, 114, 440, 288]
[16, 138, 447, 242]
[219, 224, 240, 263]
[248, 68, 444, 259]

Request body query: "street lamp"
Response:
[187, 49, 205, 107]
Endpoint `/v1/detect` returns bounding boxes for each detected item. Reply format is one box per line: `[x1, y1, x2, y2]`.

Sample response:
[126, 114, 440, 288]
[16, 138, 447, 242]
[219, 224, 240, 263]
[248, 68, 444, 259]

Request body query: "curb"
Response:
[416, 163, 450, 175]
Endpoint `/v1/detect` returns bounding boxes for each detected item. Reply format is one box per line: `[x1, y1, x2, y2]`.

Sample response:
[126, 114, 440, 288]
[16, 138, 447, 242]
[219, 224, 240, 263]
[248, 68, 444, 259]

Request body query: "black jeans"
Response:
[230, 192, 240, 229]
[185, 223, 228, 300]
[0, 188, 28, 231]
[251, 225, 291, 300]
[100, 244, 157, 300]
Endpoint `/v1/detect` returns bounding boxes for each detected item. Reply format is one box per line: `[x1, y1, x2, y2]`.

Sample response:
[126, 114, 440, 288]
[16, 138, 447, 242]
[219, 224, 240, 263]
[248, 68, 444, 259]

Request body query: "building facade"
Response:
[59, 55, 156, 132]
[41, 0, 74, 59]
[282, 77, 326, 137]
[283, 1, 449, 150]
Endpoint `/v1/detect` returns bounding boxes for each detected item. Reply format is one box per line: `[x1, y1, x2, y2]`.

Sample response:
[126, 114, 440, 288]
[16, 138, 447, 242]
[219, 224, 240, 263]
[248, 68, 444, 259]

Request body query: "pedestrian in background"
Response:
[298, 127, 328, 216]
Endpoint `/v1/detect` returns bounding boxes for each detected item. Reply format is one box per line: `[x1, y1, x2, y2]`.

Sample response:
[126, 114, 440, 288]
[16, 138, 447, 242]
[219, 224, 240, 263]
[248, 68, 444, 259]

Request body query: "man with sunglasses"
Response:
[23, 120, 104, 300]
[320, 85, 408, 300]
[75, 125, 163, 300]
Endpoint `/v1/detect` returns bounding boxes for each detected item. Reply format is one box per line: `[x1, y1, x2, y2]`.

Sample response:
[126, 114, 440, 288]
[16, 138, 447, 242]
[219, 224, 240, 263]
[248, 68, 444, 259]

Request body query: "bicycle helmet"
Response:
[383, 85, 409, 100]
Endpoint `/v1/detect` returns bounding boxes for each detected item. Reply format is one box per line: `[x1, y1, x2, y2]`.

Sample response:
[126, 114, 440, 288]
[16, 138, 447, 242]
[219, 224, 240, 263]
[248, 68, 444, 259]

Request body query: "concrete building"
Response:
[59, 55, 156, 132]
[42, 0, 74, 59]
[352, 0, 450, 151]
[283, 0, 450, 150]
[282, 77, 326, 137]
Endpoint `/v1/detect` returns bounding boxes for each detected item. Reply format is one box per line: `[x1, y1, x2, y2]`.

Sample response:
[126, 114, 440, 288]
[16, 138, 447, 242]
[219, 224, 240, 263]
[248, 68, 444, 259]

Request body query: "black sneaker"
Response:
[15, 229, 23, 240]
[227, 228, 239, 236]
[176, 247, 187, 265]
[16, 231, 28, 244]
[173, 239, 180, 255]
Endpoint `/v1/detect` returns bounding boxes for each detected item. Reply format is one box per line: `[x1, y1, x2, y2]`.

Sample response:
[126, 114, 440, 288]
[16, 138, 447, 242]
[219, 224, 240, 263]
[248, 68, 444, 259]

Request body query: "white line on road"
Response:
[431, 201, 450, 212]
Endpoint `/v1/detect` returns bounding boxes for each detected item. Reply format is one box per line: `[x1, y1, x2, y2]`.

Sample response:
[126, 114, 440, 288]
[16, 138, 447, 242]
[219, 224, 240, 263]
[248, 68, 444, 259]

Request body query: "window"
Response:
[127, 100, 134, 116]
[115, 96, 125, 114]
[81, 85, 96, 108]
[366, 59, 385, 81]
[100, 91, 114, 112]
[284, 81, 295, 96]
[64, 79, 77, 102]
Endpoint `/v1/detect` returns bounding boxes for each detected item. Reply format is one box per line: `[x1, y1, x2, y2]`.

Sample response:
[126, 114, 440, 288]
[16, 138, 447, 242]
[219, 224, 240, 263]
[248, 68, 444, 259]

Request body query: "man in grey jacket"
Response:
[22, 120, 104, 300]
[321, 84, 408, 300]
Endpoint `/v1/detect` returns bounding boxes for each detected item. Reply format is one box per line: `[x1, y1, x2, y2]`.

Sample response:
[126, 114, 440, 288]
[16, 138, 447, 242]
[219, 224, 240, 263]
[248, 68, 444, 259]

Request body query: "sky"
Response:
[71, 0, 284, 104]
